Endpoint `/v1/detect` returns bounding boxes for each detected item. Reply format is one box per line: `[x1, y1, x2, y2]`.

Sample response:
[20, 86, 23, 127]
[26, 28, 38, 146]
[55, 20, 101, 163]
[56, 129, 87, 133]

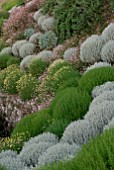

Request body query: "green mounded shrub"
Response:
[45, 119, 70, 138]
[51, 87, 91, 121]
[42, 0, 61, 14]
[0, 166, 6, 170]
[11, 109, 52, 138]
[2, 0, 25, 11]
[0, 132, 30, 153]
[0, 54, 20, 70]
[28, 58, 49, 77]
[0, 39, 5, 52]
[78, 67, 114, 94]
[16, 74, 38, 101]
[0, 11, 10, 35]
[53, 0, 104, 43]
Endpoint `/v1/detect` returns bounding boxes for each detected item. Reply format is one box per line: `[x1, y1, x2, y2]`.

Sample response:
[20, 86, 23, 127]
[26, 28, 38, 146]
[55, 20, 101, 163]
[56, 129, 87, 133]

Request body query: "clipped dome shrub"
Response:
[20, 55, 36, 70]
[35, 50, 53, 61]
[29, 32, 42, 44]
[80, 35, 104, 63]
[11, 109, 51, 138]
[0, 47, 12, 55]
[52, 88, 91, 121]
[37, 15, 49, 28]
[39, 31, 58, 50]
[24, 28, 35, 39]
[0, 157, 25, 170]
[19, 42, 35, 58]
[61, 119, 95, 145]
[38, 143, 80, 166]
[102, 23, 114, 42]
[33, 9, 43, 22]
[92, 81, 114, 98]
[78, 67, 114, 94]
[63, 48, 78, 61]
[101, 40, 114, 62]
[28, 58, 49, 76]
[18, 142, 54, 166]
[84, 62, 111, 74]
[41, 17, 54, 32]
[12, 40, 27, 57]
[16, 74, 38, 101]
[23, 132, 58, 148]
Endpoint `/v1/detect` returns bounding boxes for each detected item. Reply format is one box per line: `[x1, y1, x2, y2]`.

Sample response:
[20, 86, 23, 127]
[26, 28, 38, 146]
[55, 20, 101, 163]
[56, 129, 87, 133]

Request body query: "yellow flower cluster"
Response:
[47, 59, 65, 73]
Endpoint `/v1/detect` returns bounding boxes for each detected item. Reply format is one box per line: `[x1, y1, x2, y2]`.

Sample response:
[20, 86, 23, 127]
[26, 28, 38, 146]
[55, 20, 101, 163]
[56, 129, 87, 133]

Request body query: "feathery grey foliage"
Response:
[33, 9, 43, 22]
[41, 17, 54, 32]
[63, 48, 77, 61]
[20, 55, 36, 70]
[0, 47, 12, 55]
[37, 15, 49, 28]
[102, 23, 114, 43]
[19, 42, 35, 58]
[34, 50, 52, 61]
[0, 157, 25, 170]
[92, 81, 114, 98]
[103, 117, 114, 131]
[23, 132, 58, 148]
[84, 62, 111, 74]
[80, 35, 104, 63]
[12, 40, 27, 56]
[38, 143, 80, 166]
[18, 142, 54, 166]
[0, 150, 17, 159]
[101, 40, 114, 62]
[29, 32, 42, 44]
[61, 119, 95, 145]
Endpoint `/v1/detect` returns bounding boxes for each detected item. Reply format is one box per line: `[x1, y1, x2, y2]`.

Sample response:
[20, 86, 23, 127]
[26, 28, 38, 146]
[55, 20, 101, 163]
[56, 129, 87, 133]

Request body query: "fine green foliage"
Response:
[0, 39, 5, 52]
[54, 0, 104, 43]
[78, 67, 114, 94]
[28, 58, 49, 77]
[0, 132, 30, 153]
[51, 88, 91, 121]
[2, 0, 25, 11]
[0, 11, 10, 36]
[11, 109, 52, 138]
[0, 165, 6, 170]
[0, 54, 20, 70]
[16, 74, 38, 101]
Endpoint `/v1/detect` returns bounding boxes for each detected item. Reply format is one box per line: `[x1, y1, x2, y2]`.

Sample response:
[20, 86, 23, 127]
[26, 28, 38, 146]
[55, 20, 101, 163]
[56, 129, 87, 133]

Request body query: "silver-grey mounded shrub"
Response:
[38, 143, 80, 166]
[24, 28, 35, 39]
[90, 90, 114, 108]
[63, 48, 78, 61]
[23, 132, 58, 148]
[41, 17, 54, 32]
[0, 150, 17, 159]
[84, 101, 114, 134]
[34, 50, 53, 61]
[33, 9, 43, 22]
[12, 40, 27, 57]
[101, 40, 114, 62]
[19, 42, 36, 58]
[84, 62, 111, 74]
[61, 119, 95, 146]
[29, 32, 42, 44]
[39, 31, 58, 50]
[0, 157, 25, 170]
[80, 35, 104, 63]
[37, 15, 49, 28]
[20, 55, 36, 70]
[103, 117, 114, 131]
[102, 23, 114, 43]
[92, 81, 114, 98]
[18, 142, 54, 166]
[0, 47, 12, 55]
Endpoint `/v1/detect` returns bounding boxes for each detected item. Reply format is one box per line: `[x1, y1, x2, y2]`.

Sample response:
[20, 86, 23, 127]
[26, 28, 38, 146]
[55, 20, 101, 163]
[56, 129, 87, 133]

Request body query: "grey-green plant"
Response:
[24, 28, 35, 39]
[23, 132, 58, 148]
[33, 9, 43, 22]
[80, 35, 104, 63]
[103, 117, 114, 131]
[38, 143, 80, 166]
[102, 23, 114, 42]
[12, 40, 27, 57]
[19, 42, 35, 58]
[37, 15, 49, 28]
[101, 40, 114, 62]
[92, 81, 114, 98]
[39, 31, 58, 50]
[20, 55, 36, 70]
[0, 150, 17, 159]
[63, 48, 77, 61]
[29, 32, 42, 44]
[41, 17, 54, 32]
[18, 142, 54, 166]
[35, 50, 52, 61]
[0, 47, 12, 55]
